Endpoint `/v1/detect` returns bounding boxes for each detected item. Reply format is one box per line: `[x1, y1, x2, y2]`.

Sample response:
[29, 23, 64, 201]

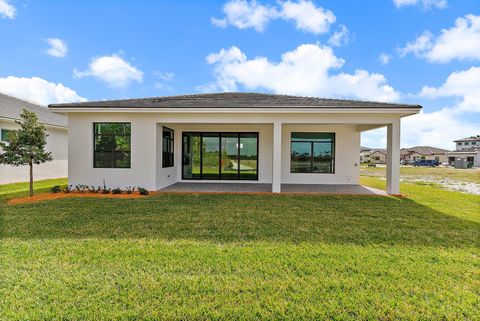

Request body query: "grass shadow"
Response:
[1, 193, 478, 248]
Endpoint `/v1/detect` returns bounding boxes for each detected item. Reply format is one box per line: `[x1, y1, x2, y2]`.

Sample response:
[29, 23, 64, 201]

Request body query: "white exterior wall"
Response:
[66, 112, 406, 191]
[68, 113, 157, 190]
[281, 124, 360, 185]
[447, 151, 480, 167]
[0, 119, 68, 184]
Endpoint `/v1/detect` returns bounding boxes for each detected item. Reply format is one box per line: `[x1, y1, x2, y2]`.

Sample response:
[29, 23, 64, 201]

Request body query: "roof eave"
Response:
[0, 115, 67, 129]
[48, 106, 422, 115]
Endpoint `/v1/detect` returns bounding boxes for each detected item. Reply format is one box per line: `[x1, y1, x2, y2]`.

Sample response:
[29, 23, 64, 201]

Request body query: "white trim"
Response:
[49, 107, 421, 116]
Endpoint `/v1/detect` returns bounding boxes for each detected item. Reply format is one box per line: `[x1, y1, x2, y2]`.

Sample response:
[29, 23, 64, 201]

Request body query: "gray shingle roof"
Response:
[404, 146, 450, 155]
[0, 93, 67, 128]
[365, 149, 387, 155]
[454, 135, 480, 142]
[49, 92, 422, 109]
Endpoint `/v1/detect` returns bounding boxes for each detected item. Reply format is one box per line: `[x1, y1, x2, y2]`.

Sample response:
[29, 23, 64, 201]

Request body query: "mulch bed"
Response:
[7, 192, 154, 205]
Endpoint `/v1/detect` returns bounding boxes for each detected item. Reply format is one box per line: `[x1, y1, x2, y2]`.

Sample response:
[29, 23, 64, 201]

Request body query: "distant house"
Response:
[447, 135, 480, 168]
[0, 93, 68, 184]
[454, 135, 480, 151]
[400, 146, 449, 164]
[362, 149, 387, 164]
[359, 146, 372, 162]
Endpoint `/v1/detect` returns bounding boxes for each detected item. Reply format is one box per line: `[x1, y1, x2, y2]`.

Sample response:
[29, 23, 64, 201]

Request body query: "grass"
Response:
[0, 178, 479, 320]
[361, 165, 480, 184]
[0, 178, 67, 196]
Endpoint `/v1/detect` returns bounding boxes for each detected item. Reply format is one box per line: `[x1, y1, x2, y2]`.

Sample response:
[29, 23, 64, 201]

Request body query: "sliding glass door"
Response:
[182, 132, 258, 180]
[202, 134, 220, 179]
[221, 134, 239, 180]
[239, 134, 258, 180]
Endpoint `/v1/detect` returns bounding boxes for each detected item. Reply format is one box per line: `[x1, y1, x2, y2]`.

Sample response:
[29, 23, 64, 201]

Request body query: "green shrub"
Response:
[125, 186, 135, 194]
[64, 185, 72, 193]
[88, 185, 101, 193]
[138, 187, 149, 195]
[112, 187, 122, 194]
[75, 184, 88, 193]
[50, 185, 61, 193]
[101, 187, 111, 194]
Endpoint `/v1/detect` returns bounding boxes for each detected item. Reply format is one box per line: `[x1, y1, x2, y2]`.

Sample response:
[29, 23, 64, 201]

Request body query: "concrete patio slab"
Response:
[160, 183, 387, 195]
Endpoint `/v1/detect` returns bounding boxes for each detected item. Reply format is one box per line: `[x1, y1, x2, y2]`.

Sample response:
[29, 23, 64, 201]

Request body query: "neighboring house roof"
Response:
[403, 146, 450, 155]
[0, 92, 67, 128]
[365, 149, 387, 156]
[454, 135, 480, 142]
[452, 147, 480, 152]
[49, 92, 422, 109]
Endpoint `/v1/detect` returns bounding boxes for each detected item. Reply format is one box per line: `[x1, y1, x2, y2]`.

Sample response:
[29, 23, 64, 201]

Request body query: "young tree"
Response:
[0, 109, 52, 196]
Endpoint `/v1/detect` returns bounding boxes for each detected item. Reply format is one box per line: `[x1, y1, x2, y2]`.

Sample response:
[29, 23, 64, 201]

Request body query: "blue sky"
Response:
[0, 0, 479, 148]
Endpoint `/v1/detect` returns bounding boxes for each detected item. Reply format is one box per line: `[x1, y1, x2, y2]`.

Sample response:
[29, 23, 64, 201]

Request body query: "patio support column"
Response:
[272, 121, 282, 193]
[386, 119, 401, 195]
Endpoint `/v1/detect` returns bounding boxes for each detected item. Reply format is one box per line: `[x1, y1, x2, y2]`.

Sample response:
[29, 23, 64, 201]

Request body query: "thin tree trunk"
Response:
[29, 160, 33, 197]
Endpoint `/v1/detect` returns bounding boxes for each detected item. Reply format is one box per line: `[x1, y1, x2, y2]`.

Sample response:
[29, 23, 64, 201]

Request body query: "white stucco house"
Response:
[401, 146, 449, 164]
[447, 135, 480, 168]
[49, 93, 421, 195]
[361, 149, 387, 164]
[0, 93, 68, 184]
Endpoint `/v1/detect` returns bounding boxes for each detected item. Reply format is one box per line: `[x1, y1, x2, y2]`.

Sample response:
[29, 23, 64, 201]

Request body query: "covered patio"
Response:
[160, 182, 387, 195]
[49, 93, 421, 195]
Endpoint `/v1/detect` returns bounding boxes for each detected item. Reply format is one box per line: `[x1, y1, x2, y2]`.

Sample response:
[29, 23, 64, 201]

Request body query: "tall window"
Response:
[162, 127, 174, 168]
[290, 132, 335, 173]
[94, 123, 131, 168]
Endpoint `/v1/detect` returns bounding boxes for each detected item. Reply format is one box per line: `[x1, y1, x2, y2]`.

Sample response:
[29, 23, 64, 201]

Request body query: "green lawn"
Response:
[0, 178, 479, 320]
[0, 178, 67, 196]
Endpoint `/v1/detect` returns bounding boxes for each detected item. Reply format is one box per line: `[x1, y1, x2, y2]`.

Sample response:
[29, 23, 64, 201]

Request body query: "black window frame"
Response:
[93, 122, 131, 169]
[290, 132, 335, 174]
[181, 132, 259, 180]
[162, 126, 174, 168]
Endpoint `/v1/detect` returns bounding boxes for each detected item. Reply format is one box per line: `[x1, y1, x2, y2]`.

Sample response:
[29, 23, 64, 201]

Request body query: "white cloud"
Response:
[153, 71, 175, 92]
[328, 25, 349, 47]
[211, 0, 336, 35]
[0, 0, 15, 19]
[0, 76, 86, 105]
[45, 38, 68, 58]
[74, 54, 144, 88]
[279, 0, 335, 34]
[211, 0, 276, 32]
[378, 53, 392, 65]
[419, 66, 480, 112]
[202, 44, 400, 102]
[392, 0, 447, 9]
[362, 108, 478, 149]
[399, 14, 480, 63]
[398, 31, 433, 57]
[376, 66, 480, 149]
[400, 108, 478, 149]
[153, 71, 175, 81]
[362, 67, 480, 149]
